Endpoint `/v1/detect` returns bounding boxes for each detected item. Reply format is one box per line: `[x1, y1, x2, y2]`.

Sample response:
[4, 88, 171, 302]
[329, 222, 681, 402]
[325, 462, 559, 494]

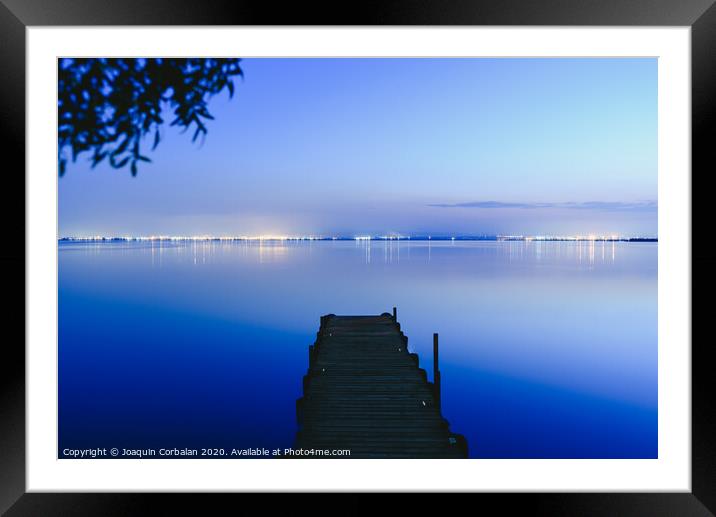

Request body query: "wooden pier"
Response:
[295, 309, 468, 458]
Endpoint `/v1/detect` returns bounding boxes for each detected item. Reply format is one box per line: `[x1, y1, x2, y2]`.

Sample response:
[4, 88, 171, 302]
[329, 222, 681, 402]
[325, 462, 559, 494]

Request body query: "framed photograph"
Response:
[2, 0, 714, 514]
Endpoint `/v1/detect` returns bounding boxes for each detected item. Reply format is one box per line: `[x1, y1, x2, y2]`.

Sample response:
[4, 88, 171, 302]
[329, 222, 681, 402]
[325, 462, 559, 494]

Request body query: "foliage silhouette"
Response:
[58, 58, 243, 176]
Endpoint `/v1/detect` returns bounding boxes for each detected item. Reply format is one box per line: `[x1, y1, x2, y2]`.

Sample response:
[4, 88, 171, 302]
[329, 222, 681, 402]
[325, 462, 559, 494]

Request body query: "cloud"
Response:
[429, 200, 657, 211]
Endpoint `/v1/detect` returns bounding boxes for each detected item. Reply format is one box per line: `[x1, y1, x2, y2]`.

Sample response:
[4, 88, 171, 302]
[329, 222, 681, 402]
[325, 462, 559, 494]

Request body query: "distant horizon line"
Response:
[58, 234, 658, 242]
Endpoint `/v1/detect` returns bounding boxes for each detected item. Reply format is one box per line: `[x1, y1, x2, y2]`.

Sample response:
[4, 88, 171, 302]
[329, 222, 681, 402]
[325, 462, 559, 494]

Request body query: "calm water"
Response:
[59, 240, 657, 458]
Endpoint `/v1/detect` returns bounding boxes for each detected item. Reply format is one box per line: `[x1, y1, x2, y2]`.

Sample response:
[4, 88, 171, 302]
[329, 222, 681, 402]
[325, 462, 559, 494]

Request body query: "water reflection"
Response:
[62, 239, 632, 268]
[58, 240, 656, 458]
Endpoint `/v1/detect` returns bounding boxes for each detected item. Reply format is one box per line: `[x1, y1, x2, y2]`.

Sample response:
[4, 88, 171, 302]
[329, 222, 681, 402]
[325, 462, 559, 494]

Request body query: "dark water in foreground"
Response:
[59, 240, 657, 458]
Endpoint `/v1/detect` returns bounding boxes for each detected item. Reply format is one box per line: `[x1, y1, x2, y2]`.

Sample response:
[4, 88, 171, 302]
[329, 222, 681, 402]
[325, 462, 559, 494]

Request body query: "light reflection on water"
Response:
[59, 240, 657, 458]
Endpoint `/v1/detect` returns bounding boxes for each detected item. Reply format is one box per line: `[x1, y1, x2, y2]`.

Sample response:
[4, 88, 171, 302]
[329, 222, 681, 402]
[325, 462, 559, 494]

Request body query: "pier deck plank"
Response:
[295, 313, 468, 458]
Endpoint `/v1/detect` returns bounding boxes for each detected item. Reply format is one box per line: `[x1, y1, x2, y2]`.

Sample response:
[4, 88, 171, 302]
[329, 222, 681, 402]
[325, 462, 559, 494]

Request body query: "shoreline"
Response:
[58, 236, 658, 243]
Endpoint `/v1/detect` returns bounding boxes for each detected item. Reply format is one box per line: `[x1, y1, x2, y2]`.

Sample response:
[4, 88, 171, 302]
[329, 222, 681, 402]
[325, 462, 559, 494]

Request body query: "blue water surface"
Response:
[59, 240, 657, 458]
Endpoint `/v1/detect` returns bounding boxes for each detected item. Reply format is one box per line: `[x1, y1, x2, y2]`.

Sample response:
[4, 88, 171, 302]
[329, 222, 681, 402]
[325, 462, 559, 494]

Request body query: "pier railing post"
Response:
[433, 333, 441, 412]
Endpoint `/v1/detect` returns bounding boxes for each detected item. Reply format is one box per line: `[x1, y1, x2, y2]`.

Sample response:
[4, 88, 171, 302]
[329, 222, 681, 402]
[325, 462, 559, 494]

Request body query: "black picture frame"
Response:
[1, 0, 713, 514]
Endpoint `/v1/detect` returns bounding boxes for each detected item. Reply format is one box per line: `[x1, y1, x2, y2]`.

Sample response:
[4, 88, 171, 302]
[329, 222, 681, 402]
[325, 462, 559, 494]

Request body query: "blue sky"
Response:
[58, 58, 657, 237]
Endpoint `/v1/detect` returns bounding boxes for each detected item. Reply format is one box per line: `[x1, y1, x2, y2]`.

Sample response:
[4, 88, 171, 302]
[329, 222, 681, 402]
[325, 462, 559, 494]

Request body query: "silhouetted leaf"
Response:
[91, 150, 107, 167]
[112, 156, 131, 169]
[58, 58, 242, 176]
[192, 125, 206, 143]
[111, 136, 131, 157]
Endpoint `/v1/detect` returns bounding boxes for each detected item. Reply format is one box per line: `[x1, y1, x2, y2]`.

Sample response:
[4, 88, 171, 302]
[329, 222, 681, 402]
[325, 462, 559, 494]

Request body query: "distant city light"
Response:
[58, 233, 656, 243]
